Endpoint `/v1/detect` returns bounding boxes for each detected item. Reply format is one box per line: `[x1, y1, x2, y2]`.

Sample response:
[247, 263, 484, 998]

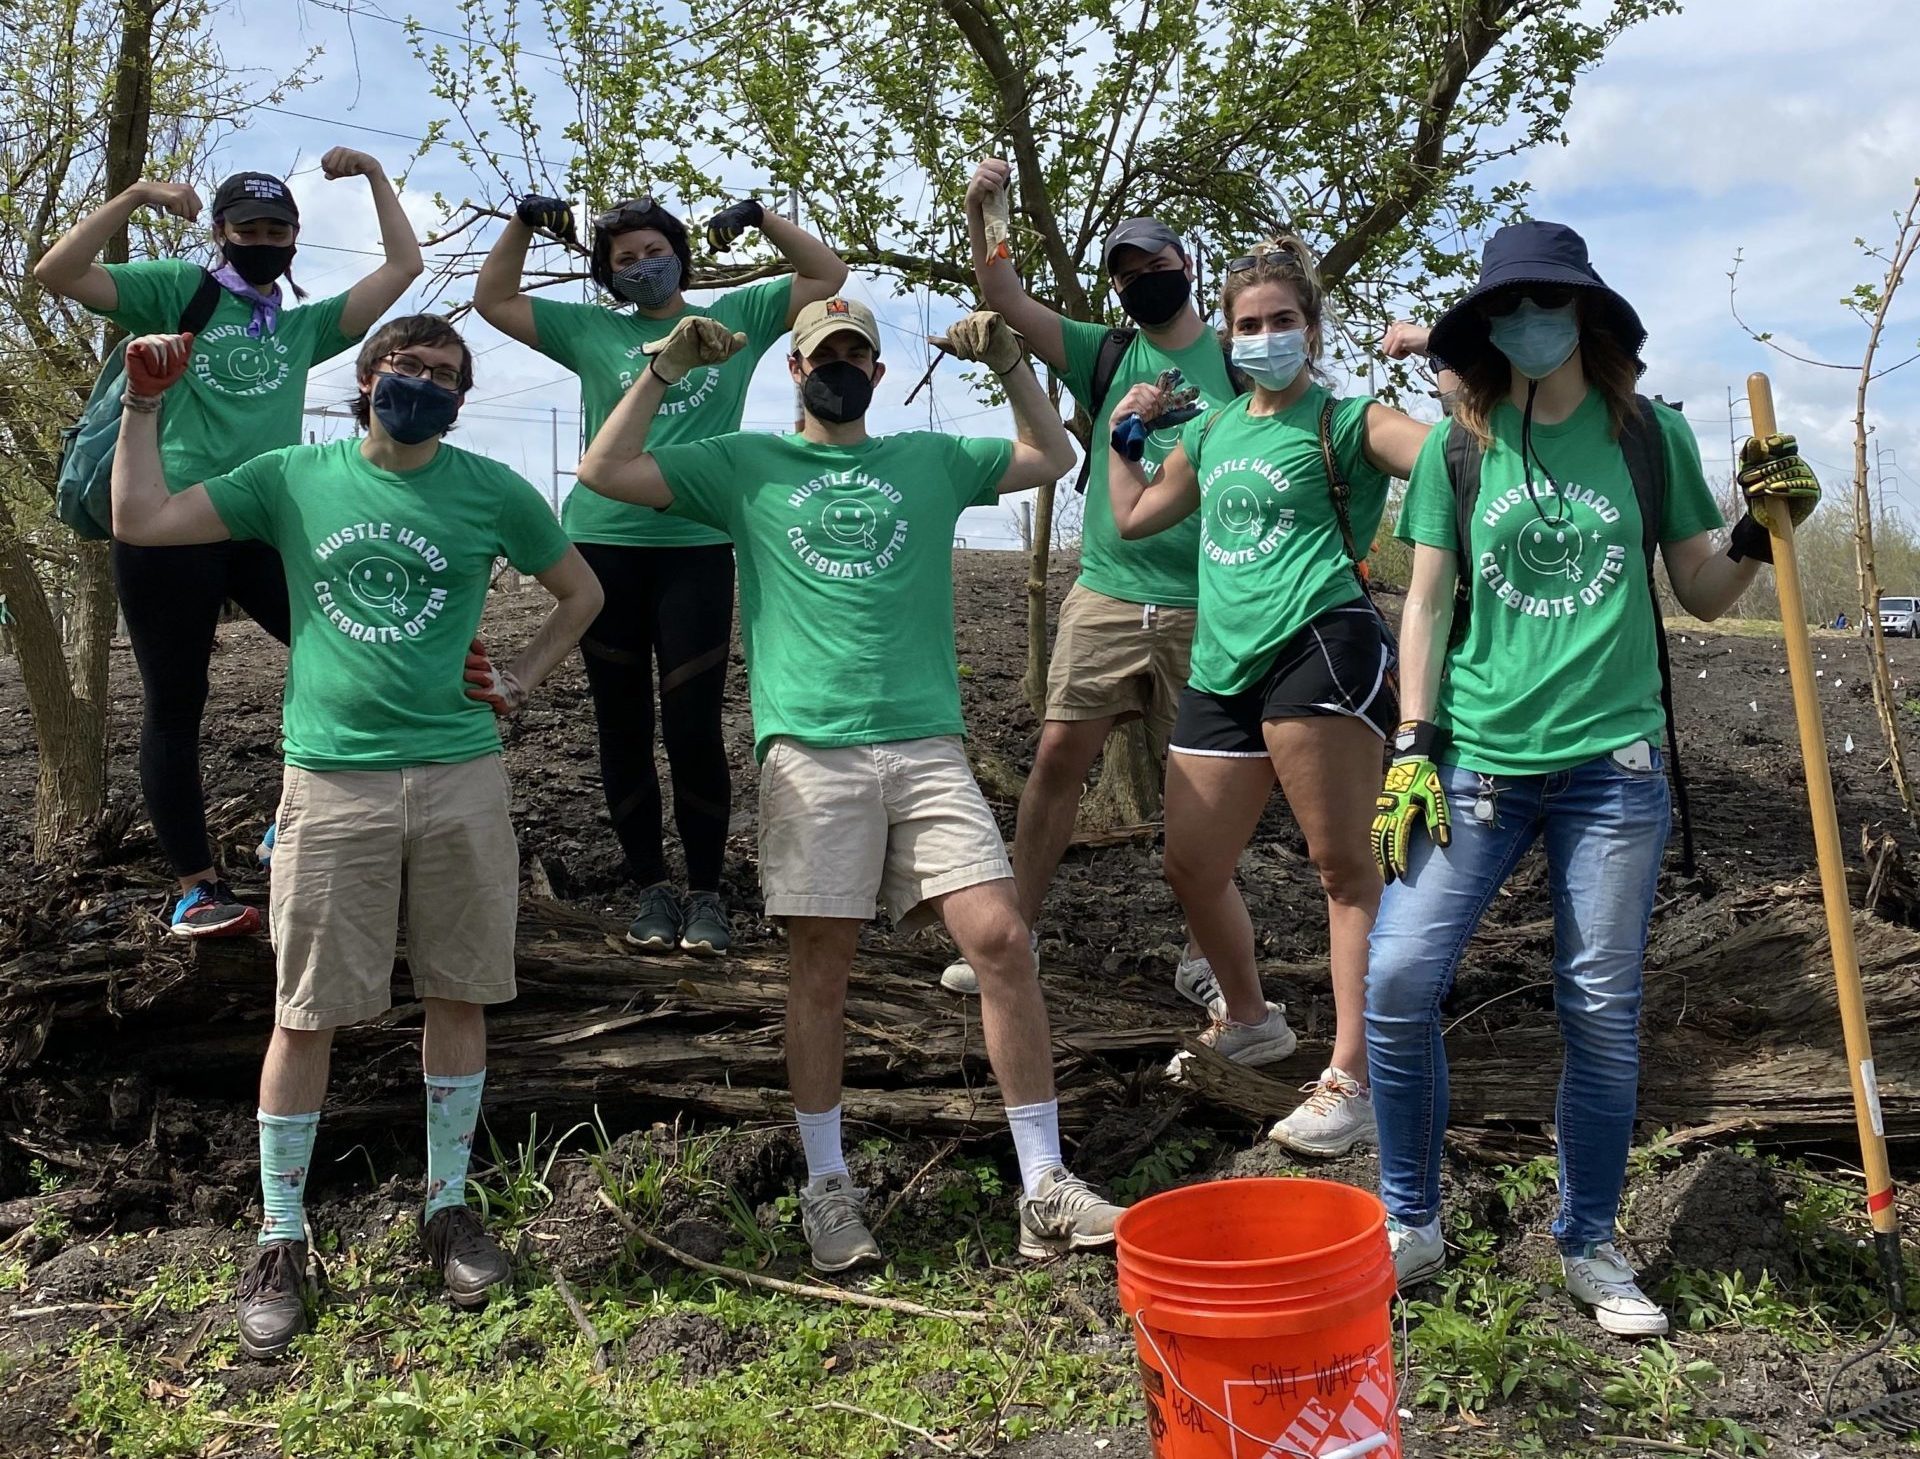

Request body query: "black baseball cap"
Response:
[1102, 217, 1185, 270]
[212, 172, 299, 226]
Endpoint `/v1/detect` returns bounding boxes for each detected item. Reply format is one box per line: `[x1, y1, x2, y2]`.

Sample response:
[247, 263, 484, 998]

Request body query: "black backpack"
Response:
[1071, 326, 1243, 495]
[1440, 394, 1694, 875]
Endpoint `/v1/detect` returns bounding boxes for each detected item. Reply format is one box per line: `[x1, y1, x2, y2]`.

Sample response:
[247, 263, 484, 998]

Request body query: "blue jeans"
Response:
[1364, 750, 1670, 1252]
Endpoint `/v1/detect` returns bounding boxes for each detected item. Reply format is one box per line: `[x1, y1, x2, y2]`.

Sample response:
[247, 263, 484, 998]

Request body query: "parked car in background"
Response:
[1879, 596, 1919, 637]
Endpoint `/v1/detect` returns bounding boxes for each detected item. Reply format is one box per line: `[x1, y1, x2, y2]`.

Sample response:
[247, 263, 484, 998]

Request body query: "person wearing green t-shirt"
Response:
[575, 297, 1126, 1273]
[108, 314, 603, 1362]
[1104, 241, 1428, 1160]
[1362, 222, 1821, 1337]
[947, 157, 1242, 1007]
[474, 193, 847, 958]
[35, 154, 424, 937]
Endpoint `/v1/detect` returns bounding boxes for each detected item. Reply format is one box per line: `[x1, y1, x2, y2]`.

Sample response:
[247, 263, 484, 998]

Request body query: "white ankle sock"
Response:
[1005, 1100, 1064, 1196]
[795, 1105, 847, 1184]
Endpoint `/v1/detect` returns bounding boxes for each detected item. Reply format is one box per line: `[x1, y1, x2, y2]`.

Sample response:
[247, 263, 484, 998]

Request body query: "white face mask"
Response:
[1230, 329, 1309, 389]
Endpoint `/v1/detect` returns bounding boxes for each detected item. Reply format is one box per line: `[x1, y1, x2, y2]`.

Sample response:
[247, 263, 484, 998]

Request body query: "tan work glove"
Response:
[642, 316, 747, 384]
[933, 310, 1024, 375]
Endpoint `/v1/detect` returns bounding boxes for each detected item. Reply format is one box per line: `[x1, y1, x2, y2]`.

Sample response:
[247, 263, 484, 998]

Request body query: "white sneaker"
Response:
[1562, 1242, 1670, 1337]
[1268, 1067, 1376, 1156]
[940, 928, 1038, 995]
[1166, 1002, 1297, 1080]
[1387, 1215, 1445, 1286]
[1173, 952, 1227, 1019]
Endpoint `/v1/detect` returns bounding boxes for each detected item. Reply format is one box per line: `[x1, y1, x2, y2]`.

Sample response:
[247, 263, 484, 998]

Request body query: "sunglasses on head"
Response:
[1479, 284, 1578, 318]
[595, 197, 660, 232]
[1226, 243, 1303, 275]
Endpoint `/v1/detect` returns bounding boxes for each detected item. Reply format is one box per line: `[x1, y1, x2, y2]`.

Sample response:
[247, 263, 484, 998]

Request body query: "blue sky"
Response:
[204, 0, 1920, 546]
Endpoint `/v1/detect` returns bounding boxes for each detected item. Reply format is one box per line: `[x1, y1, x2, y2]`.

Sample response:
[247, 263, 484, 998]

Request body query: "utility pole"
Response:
[1875, 437, 1897, 522]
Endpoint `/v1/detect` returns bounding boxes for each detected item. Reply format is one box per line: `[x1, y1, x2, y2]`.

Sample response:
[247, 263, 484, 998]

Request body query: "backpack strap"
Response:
[1622, 394, 1696, 877]
[1318, 397, 1361, 571]
[1442, 419, 1485, 640]
[178, 267, 224, 336]
[1072, 325, 1137, 495]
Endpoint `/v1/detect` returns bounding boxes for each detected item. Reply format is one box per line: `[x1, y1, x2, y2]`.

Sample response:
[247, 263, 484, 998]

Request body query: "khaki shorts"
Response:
[270, 755, 519, 1030]
[1044, 582, 1195, 752]
[757, 735, 1012, 934]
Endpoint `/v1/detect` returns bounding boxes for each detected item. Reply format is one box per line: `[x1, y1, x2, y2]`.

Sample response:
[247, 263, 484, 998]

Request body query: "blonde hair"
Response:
[1218, 236, 1325, 367]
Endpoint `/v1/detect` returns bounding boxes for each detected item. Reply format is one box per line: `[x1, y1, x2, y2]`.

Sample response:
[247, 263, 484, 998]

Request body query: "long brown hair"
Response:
[1452, 294, 1639, 446]
[1217, 236, 1327, 380]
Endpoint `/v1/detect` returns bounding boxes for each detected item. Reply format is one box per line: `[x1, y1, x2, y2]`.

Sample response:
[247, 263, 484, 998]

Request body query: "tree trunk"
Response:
[1078, 719, 1162, 830]
[1023, 485, 1056, 718]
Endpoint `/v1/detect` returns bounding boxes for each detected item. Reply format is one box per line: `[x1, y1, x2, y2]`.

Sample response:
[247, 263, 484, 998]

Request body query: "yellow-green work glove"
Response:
[1729, 433, 1820, 562]
[1371, 719, 1451, 884]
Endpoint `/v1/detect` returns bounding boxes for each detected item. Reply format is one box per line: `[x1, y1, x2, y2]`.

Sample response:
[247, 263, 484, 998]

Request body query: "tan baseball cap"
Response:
[792, 296, 882, 358]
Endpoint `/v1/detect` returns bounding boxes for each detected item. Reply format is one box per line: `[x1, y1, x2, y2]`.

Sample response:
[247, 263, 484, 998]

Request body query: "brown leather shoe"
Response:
[236, 1239, 310, 1359]
[423, 1206, 510, 1309]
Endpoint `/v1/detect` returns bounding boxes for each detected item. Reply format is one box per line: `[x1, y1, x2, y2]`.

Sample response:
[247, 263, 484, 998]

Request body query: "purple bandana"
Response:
[211, 264, 281, 338]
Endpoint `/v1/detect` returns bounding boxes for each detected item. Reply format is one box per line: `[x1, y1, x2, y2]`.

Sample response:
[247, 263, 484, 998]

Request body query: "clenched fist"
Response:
[641, 316, 747, 384]
[933, 310, 1023, 375]
[321, 147, 383, 181]
[137, 181, 202, 221]
[125, 333, 195, 398]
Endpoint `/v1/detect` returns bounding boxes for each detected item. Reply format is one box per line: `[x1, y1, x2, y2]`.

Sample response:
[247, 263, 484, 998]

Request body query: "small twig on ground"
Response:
[874, 1138, 960, 1233]
[5, 1301, 127, 1319]
[1598, 1437, 1719, 1457]
[550, 1266, 609, 1372]
[809, 1400, 956, 1452]
[596, 1190, 987, 1324]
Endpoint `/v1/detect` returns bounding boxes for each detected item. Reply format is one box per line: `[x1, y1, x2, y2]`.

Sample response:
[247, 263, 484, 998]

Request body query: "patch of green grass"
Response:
[1109, 1131, 1215, 1202]
[1490, 1154, 1557, 1215]
[129, 1250, 237, 1322]
[0, 1257, 27, 1292]
[67, 1336, 228, 1458]
[1403, 1262, 1588, 1419]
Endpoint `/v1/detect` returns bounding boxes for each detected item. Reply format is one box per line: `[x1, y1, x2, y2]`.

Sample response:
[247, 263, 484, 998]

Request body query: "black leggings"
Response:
[112, 538, 292, 879]
[576, 541, 735, 891]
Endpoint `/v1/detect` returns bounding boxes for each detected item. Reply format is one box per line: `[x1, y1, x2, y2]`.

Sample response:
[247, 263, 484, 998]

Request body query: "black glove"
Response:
[705, 198, 766, 252]
[515, 195, 577, 242]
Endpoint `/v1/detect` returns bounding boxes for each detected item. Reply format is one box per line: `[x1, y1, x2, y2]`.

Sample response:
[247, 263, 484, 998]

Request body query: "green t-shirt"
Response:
[204, 438, 572, 772]
[1397, 391, 1723, 776]
[531, 276, 795, 548]
[651, 430, 1013, 759]
[96, 259, 360, 494]
[1060, 315, 1237, 608]
[1177, 387, 1388, 695]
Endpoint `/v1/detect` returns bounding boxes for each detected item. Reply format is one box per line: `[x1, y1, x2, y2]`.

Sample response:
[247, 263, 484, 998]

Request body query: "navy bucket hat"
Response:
[1429, 221, 1646, 377]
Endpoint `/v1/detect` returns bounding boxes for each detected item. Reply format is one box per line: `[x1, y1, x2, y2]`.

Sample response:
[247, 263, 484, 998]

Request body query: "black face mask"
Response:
[1117, 269, 1191, 328]
[801, 360, 874, 424]
[223, 241, 296, 288]
[371, 373, 460, 445]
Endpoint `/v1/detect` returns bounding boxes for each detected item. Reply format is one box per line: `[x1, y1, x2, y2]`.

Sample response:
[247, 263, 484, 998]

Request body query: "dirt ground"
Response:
[3, 550, 1920, 1457]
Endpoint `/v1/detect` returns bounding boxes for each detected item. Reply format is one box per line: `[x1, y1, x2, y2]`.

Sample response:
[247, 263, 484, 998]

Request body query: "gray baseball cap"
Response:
[1102, 217, 1185, 270]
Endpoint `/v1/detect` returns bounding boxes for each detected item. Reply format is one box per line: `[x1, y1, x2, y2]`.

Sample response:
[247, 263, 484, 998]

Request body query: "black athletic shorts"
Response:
[1169, 602, 1398, 757]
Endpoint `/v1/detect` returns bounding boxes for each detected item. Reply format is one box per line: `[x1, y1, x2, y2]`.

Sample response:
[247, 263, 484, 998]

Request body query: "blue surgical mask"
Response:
[1230, 329, 1309, 389]
[371, 373, 460, 444]
[610, 254, 683, 308]
[1488, 299, 1581, 380]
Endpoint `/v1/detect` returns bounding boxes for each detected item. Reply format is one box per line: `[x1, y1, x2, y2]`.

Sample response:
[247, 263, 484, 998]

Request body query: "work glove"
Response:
[1370, 720, 1451, 883]
[125, 333, 194, 398]
[704, 198, 765, 253]
[641, 316, 747, 384]
[1727, 433, 1821, 563]
[464, 637, 524, 717]
[932, 310, 1024, 375]
[515, 194, 578, 242]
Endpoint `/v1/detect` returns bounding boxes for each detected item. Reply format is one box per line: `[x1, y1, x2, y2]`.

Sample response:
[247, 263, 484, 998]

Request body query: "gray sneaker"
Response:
[1563, 1242, 1670, 1337]
[626, 883, 683, 953]
[236, 1239, 311, 1360]
[1166, 1001, 1297, 1080]
[1173, 952, 1226, 1019]
[679, 891, 730, 957]
[940, 928, 1037, 995]
[1269, 1067, 1376, 1156]
[1387, 1215, 1446, 1287]
[799, 1175, 882, 1273]
[1017, 1166, 1124, 1259]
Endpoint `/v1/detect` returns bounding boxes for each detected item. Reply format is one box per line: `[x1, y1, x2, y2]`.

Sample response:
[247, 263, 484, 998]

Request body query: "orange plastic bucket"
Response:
[1115, 1178, 1400, 1459]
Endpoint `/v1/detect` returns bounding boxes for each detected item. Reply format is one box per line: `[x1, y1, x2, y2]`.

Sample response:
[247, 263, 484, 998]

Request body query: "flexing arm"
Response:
[469, 548, 604, 716]
[1104, 384, 1199, 538]
[1396, 544, 1458, 722]
[1362, 402, 1431, 479]
[109, 335, 231, 546]
[575, 316, 745, 508]
[963, 158, 1066, 372]
[472, 214, 543, 348]
[33, 181, 202, 312]
[933, 311, 1074, 493]
[759, 211, 849, 319]
[332, 150, 425, 337]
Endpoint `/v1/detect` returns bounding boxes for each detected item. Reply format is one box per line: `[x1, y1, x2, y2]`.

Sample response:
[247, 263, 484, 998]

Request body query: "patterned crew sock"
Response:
[423, 1070, 486, 1218]
[257, 1109, 320, 1245]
